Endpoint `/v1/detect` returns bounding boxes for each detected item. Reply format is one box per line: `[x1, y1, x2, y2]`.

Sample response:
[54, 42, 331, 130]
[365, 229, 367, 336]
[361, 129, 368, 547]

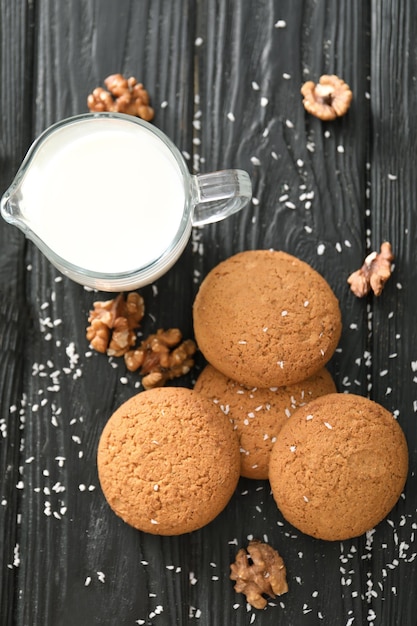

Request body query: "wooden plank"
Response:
[11, 1, 196, 625]
[194, 2, 371, 623]
[366, 1, 417, 624]
[0, 2, 35, 624]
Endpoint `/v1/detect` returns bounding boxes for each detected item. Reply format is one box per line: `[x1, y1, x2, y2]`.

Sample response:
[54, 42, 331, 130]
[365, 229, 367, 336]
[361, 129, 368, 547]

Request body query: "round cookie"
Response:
[193, 250, 342, 388]
[194, 364, 337, 479]
[97, 387, 240, 535]
[269, 393, 408, 541]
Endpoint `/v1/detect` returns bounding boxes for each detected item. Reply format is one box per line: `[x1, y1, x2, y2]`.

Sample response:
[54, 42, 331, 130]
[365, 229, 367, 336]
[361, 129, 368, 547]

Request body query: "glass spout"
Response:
[0, 181, 28, 233]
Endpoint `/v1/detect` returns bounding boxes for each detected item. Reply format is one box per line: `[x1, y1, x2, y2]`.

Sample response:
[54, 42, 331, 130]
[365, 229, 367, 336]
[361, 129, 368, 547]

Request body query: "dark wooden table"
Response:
[1, 1, 417, 625]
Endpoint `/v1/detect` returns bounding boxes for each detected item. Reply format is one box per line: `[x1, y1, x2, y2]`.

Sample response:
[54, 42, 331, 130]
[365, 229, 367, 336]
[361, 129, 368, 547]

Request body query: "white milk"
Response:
[20, 118, 186, 274]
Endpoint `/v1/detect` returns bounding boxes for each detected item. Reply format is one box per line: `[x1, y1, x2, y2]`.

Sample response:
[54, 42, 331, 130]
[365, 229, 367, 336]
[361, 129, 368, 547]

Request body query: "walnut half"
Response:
[124, 328, 197, 390]
[301, 74, 352, 120]
[86, 292, 145, 356]
[347, 242, 394, 297]
[230, 540, 288, 609]
[87, 73, 154, 121]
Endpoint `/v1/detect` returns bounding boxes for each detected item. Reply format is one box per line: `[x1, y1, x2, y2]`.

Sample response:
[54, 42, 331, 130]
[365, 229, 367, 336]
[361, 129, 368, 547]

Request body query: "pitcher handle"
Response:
[191, 170, 252, 226]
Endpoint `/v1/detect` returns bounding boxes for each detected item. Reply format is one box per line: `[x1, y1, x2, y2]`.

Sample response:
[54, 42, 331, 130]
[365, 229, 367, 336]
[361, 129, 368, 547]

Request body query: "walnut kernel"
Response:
[124, 329, 197, 389]
[230, 540, 288, 610]
[86, 318, 110, 354]
[86, 292, 145, 356]
[87, 74, 154, 121]
[107, 316, 136, 357]
[87, 294, 196, 387]
[347, 242, 394, 297]
[301, 74, 352, 120]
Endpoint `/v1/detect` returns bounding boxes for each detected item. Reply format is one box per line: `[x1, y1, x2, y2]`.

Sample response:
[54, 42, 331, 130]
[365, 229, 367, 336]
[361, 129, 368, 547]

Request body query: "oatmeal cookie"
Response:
[194, 364, 336, 479]
[193, 250, 342, 388]
[269, 393, 408, 540]
[97, 387, 240, 535]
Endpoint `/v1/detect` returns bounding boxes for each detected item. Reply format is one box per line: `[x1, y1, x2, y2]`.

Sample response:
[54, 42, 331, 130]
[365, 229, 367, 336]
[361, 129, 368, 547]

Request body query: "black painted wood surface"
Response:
[1, 1, 416, 624]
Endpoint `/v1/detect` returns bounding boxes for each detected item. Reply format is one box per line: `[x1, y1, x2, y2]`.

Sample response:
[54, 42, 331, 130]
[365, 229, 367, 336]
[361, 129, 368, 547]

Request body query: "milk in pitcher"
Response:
[19, 116, 186, 274]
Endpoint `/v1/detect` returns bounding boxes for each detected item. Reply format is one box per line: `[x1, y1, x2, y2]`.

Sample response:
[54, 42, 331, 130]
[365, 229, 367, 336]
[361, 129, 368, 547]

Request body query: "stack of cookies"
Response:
[193, 249, 408, 540]
[97, 249, 408, 541]
[192, 249, 342, 480]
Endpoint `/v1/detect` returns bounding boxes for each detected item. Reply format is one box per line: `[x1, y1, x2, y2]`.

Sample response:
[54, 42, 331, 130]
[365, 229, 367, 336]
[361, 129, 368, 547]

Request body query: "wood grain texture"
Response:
[0, 0, 416, 625]
[365, 2, 417, 624]
[0, 2, 35, 624]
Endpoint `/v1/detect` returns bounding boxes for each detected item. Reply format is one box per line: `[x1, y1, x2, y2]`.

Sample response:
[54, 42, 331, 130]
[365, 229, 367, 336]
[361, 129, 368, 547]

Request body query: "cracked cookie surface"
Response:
[193, 250, 342, 388]
[194, 364, 336, 479]
[97, 387, 240, 535]
[269, 393, 408, 540]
